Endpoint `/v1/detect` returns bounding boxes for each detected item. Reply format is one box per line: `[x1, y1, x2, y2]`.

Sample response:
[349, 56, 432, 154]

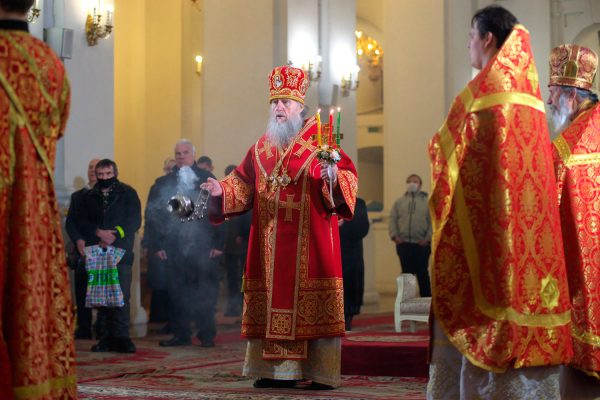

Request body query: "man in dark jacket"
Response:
[339, 197, 369, 330]
[65, 158, 99, 339]
[77, 159, 142, 353]
[146, 139, 224, 348]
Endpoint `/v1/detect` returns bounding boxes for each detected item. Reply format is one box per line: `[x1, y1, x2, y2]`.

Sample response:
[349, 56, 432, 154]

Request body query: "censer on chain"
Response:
[167, 189, 210, 222]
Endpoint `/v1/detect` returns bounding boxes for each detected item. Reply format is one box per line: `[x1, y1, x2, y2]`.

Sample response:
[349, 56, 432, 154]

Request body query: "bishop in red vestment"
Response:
[0, 1, 76, 399]
[204, 65, 357, 389]
[548, 44, 600, 386]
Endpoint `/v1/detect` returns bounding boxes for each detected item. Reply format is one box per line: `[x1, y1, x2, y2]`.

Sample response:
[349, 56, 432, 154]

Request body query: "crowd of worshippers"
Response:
[64, 143, 370, 353]
[64, 148, 241, 351]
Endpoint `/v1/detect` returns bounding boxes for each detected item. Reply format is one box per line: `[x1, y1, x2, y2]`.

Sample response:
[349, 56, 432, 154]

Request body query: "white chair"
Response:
[394, 273, 431, 332]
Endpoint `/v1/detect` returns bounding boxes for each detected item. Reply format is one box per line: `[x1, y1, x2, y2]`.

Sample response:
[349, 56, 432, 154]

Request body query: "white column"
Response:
[130, 234, 148, 337]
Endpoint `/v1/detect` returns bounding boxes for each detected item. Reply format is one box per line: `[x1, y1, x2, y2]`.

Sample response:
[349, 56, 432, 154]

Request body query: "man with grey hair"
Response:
[202, 65, 358, 390]
[144, 139, 223, 348]
[548, 44, 600, 394]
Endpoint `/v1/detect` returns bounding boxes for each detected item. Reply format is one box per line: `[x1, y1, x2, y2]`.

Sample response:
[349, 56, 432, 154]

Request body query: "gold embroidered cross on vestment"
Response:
[280, 194, 301, 222]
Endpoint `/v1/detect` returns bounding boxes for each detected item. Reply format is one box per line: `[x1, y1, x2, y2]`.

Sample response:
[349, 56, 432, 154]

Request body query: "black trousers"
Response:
[149, 289, 170, 323]
[168, 253, 219, 341]
[223, 253, 244, 317]
[97, 264, 132, 339]
[74, 264, 92, 334]
[396, 243, 431, 297]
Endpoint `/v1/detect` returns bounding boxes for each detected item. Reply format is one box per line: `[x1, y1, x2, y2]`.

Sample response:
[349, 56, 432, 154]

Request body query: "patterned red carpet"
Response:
[76, 314, 428, 399]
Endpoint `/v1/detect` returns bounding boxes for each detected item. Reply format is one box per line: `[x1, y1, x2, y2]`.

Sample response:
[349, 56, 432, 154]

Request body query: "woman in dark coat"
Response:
[339, 197, 369, 330]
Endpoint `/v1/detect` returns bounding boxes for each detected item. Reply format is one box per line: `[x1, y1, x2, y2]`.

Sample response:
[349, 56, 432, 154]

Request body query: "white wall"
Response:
[321, 0, 358, 164]
[287, 0, 319, 109]
[61, 0, 115, 190]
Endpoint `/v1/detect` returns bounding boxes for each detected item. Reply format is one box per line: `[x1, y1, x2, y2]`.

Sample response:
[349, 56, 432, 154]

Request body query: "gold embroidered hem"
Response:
[243, 338, 341, 387]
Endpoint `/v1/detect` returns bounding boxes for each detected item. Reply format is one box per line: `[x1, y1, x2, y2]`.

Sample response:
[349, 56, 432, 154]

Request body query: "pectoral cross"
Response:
[280, 194, 301, 222]
[527, 62, 538, 93]
[259, 140, 274, 159]
[294, 137, 314, 157]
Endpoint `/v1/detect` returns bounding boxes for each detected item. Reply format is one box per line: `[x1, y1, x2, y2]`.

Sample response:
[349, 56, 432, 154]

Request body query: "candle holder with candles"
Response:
[314, 108, 343, 166]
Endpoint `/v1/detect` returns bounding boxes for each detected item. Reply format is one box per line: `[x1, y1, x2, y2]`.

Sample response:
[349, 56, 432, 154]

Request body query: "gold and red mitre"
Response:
[268, 65, 309, 104]
[549, 44, 598, 90]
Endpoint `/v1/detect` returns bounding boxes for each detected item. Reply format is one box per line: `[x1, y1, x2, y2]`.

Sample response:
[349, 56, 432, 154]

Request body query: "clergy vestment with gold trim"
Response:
[427, 25, 572, 399]
[553, 103, 600, 379]
[0, 24, 76, 399]
[209, 117, 357, 386]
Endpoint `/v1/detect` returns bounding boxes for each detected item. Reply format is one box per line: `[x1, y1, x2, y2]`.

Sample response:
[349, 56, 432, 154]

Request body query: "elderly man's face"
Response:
[547, 86, 570, 113]
[271, 98, 303, 123]
[174, 143, 195, 168]
[87, 158, 100, 184]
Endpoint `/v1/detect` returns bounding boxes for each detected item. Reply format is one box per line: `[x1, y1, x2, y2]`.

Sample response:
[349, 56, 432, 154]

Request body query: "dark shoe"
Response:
[200, 339, 215, 348]
[114, 337, 136, 353]
[159, 336, 191, 347]
[75, 329, 93, 340]
[305, 381, 335, 390]
[91, 338, 113, 352]
[253, 378, 297, 388]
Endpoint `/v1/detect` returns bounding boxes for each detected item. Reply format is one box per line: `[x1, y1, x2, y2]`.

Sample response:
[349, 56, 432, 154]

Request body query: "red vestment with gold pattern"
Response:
[553, 103, 600, 379]
[429, 25, 573, 372]
[0, 27, 76, 399]
[210, 117, 357, 359]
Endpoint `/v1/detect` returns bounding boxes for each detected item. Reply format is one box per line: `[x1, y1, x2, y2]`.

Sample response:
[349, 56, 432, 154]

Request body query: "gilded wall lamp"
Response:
[195, 55, 203, 75]
[27, 0, 41, 23]
[341, 65, 360, 97]
[86, 0, 113, 46]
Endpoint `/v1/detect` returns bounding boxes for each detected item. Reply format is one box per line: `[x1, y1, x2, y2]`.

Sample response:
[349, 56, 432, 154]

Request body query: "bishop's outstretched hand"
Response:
[201, 177, 223, 197]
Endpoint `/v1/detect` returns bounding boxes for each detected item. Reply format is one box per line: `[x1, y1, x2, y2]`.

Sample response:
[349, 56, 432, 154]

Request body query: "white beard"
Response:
[549, 95, 573, 136]
[266, 112, 304, 147]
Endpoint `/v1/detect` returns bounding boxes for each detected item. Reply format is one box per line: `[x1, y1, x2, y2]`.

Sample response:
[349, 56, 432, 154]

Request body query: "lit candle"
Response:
[336, 107, 341, 147]
[106, 5, 114, 26]
[328, 109, 334, 147]
[316, 109, 322, 146]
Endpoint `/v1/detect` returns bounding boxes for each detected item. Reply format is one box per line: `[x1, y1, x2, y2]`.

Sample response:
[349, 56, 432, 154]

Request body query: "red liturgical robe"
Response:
[0, 27, 76, 399]
[428, 25, 572, 372]
[210, 117, 358, 358]
[553, 103, 600, 378]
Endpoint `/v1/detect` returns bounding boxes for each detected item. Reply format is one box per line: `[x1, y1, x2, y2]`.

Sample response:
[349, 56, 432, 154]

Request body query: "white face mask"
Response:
[407, 182, 419, 193]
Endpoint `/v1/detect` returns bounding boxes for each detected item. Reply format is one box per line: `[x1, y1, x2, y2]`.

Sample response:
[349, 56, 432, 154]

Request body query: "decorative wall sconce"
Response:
[86, 1, 113, 46]
[195, 55, 203, 75]
[340, 66, 360, 97]
[27, 0, 41, 23]
[302, 55, 322, 82]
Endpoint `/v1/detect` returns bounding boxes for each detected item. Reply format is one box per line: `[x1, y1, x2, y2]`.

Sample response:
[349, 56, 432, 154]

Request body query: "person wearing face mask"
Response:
[388, 174, 431, 297]
[77, 158, 142, 353]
